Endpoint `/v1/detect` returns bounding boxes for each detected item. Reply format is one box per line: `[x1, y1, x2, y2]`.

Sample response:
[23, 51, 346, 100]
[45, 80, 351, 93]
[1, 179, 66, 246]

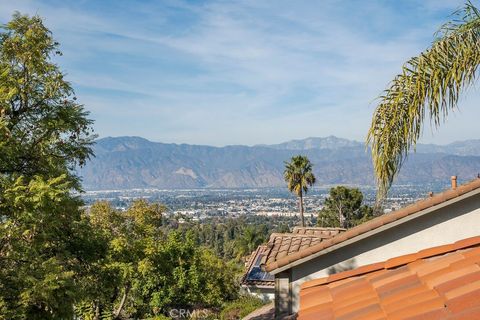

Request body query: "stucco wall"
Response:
[288, 192, 480, 312]
[242, 286, 275, 302]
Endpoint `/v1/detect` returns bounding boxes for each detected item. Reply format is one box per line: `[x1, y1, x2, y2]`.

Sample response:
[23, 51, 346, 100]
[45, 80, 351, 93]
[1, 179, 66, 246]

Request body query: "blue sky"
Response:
[1, 0, 479, 146]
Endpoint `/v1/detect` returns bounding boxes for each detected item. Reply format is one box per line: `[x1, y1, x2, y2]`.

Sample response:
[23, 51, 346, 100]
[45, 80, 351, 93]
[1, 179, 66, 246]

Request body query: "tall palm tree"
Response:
[367, 1, 480, 199]
[284, 155, 316, 227]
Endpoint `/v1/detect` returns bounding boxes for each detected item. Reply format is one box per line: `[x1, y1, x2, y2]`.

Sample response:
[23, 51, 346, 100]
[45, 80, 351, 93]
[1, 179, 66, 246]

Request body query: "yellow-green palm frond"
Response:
[367, 1, 480, 199]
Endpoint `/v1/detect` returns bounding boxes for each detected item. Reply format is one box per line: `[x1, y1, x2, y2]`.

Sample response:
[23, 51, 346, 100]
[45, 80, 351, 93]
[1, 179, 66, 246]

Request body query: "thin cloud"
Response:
[0, 0, 478, 146]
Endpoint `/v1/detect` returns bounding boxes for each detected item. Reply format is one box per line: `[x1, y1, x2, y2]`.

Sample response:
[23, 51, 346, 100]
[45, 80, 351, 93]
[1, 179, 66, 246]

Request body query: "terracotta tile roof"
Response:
[260, 228, 345, 268]
[292, 226, 344, 236]
[298, 235, 480, 320]
[241, 245, 274, 287]
[265, 178, 480, 273]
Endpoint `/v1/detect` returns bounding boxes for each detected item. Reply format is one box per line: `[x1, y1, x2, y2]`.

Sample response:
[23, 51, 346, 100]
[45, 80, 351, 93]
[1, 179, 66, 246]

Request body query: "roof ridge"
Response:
[292, 227, 346, 231]
[266, 177, 480, 273]
[301, 235, 480, 290]
[260, 230, 344, 270]
[268, 232, 328, 239]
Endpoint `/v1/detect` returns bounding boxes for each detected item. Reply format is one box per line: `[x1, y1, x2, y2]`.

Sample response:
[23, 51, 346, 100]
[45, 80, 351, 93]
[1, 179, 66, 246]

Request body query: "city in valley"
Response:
[80, 183, 448, 222]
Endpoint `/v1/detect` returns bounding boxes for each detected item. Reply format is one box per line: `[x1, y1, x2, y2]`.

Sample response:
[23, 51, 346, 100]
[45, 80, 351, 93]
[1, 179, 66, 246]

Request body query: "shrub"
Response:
[219, 295, 265, 320]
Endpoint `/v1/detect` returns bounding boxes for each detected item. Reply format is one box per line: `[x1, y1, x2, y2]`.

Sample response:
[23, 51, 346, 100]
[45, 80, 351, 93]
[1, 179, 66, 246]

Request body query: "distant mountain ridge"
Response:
[257, 136, 362, 150]
[415, 140, 480, 157]
[78, 136, 480, 190]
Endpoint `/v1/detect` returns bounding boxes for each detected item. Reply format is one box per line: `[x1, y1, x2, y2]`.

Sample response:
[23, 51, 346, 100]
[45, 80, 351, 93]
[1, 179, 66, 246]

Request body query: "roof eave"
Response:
[241, 283, 275, 289]
[268, 186, 480, 275]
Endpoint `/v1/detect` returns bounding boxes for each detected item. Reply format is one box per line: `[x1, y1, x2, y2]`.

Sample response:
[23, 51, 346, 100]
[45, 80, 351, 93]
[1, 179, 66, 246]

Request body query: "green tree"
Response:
[0, 13, 97, 319]
[367, 1, 480, 199]
[84, 200, 240, 319]
[174, 216, 283, 262]
[0, 175, 105, 319]
[317, 186, 373, 228]
[284, 155, 316, 227]
[83, 200, 165, 319]
[147, 232, 238, 314]
[233, 225, 267, 259]
[0, 13, 94, 181]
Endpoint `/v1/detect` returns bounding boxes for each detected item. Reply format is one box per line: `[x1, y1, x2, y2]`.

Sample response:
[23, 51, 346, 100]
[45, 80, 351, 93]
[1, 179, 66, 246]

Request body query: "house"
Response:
[261, 177, 480, 318]
[241, 227, 345, 302]
[298, 235, 480, 319]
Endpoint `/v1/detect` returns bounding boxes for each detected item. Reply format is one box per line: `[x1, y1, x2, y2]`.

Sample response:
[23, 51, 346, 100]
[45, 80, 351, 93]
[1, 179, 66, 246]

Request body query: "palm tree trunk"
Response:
[114, 284, 130, 319]
[93, 301, 100, 320]
[299, 190, 305, 227]
[339, 206, 343, 228]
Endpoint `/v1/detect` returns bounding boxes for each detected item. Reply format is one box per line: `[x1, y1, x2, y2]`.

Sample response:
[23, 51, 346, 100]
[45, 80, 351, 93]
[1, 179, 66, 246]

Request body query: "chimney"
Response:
[451, 176, 457, 190]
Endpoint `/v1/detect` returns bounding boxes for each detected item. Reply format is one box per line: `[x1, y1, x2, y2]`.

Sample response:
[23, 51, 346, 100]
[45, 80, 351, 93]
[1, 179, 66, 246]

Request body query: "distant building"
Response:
[256, 211, 298, 217]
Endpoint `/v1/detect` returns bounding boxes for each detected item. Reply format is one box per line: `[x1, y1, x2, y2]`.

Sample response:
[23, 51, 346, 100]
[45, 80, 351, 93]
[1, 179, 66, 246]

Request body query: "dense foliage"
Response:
[219, 295, 264, 320]
[0, 13, 94, 181]
[170, 216, 293, 261]
[77, 201, 240, 319]
[317, 186, 374, 228]
[0, 12, 99, 319]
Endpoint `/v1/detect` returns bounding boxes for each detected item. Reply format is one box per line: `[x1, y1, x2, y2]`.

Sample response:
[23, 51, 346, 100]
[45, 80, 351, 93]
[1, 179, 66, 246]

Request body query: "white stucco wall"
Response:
[242, 286, 275, 302]
[288, 191, 480, 312]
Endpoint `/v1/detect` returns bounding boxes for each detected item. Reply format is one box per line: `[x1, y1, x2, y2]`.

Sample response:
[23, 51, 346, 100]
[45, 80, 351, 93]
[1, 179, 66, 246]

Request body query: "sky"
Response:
[1, 0, 479, 146]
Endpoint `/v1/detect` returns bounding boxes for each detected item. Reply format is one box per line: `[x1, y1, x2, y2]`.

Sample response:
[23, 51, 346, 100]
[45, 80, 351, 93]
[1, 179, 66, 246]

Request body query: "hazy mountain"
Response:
[258, 136, 362, 150]
[416, 140, 480, 156]
[78, 136, 480, 190]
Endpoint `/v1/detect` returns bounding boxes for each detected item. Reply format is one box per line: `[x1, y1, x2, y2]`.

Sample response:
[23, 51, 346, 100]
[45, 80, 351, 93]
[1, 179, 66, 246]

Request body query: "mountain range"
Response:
[78, 136, 480, 190]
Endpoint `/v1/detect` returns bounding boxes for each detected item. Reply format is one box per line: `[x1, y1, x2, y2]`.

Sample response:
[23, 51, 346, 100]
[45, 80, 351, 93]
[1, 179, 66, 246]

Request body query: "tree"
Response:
[83, 200, 240, 319]
[234, 225, 267, 259]
[0, 13, 94, 181]
[147, 231, 239, 315]
[367, 1, 480, 199]
[0, 175, 106, 319]
[284, 155, 316, 227]
[174, 216, 286, 261]
[317, 186, 373, 228]
[82, 200, 165, 319]
[0, 13, 97, 319]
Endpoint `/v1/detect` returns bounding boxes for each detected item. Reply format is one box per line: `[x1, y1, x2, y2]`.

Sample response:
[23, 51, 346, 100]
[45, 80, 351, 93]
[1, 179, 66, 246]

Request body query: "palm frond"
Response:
[367, 1, 480, 199]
